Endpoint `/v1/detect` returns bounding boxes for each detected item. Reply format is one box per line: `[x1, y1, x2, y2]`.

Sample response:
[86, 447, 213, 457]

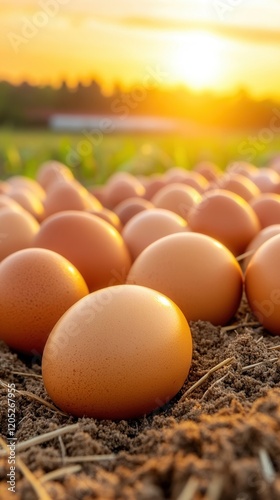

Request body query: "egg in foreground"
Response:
[42, 285, 192, 420]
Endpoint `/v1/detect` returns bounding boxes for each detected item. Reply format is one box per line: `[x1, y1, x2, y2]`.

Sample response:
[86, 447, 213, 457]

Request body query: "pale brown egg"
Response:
[164, 167, 189, 183]
[8, 187, 45, 221]
[142, 175, 166, 200]
[36, 161, 74, 191]
[245, 234, 280, 335]
[33, 211, 131, 292]
[217, 174, 260, 202]
[226, 161, 258, 177]
[0, 248, 89, 353]
[123, 208, 188, 261]
[0, 182, 11, 195]
[152, 183, 202, 221]
[269, 155, 280, 174]
[269, 155, 280, 176]
[0, 195, 24, 212]
[42, 285, 192, 419]
[88, 208, 123, 232]
[243, 224, 280, 270]
[43, 180, 102, 218]
[114, 197, 154, 226]
[87, 185, 108, 206]
[104, 173, 146, 209]
[194, 161, 222, 182]
[249, 168, 280, 193]
[0, 208, 40, 261]
[7, 175, 46, 201]
[250, 193, 280, 228]
[127, 233, 243, 325]
[188, 189, 260, 256]
[165, 169, 208, 193]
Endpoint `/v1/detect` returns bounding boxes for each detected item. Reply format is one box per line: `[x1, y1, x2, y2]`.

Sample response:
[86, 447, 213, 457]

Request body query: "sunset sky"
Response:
[1, 0, 280, 99]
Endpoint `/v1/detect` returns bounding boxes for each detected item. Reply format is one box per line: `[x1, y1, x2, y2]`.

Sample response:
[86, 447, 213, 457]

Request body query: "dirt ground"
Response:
[0, 297, 280, 500]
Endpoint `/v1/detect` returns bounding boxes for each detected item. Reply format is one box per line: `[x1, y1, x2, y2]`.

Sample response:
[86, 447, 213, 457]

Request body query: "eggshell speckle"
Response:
[42, 285, 192, 420]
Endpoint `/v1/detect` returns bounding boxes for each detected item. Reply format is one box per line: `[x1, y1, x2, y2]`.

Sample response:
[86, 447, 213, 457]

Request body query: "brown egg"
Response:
[152, 183, 202, 221]
[114, 197, 154, 226]
[0, 182, 11, 195]
[249, 168, 280, 193]
[0, 248, 89, 353]
[7, 176, 46, 201]
[245, 234, 280, 335]
[243, 224, 280, 270]
[165, 169, 208, 193]
[87, 185, 108, 206]
[43, 180, 102, 218]
[269, 155, 280, 175]
[123, 208, 188, 261]
[33, 211, 131, 292]
[217, 174, 260, 202]
[88, 208, 123, 232]
[8, 187, 45, 221]
[42, 285, 192, 419]
[188, 189, 260, 256]
[0, 208, 40, 261]
[127, 233, 243, 325]
[0, 195, 24, 212]
[194, 161, 222, 182]
[250, 193, 280, 228]
[104, 173, 146, 209]
[143, 175, 167, 200]
[36, 161, 74, 191]
[226, 161, 258, 177]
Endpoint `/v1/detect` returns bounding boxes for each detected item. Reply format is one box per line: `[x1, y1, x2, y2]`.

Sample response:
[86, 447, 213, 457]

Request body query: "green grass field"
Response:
[1, 127, 280, 184]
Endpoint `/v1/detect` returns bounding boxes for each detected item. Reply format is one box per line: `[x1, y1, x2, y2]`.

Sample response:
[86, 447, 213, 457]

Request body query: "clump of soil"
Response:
[0, 298, 280, 499]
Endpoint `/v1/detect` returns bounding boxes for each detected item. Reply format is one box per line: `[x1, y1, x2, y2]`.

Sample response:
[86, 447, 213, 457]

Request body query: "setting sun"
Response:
[169, 30, 223, 91]
[0, 1, 280, 98]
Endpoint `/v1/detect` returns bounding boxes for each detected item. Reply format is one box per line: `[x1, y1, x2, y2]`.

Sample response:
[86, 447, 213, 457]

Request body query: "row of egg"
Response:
[0, 159, 280, 419]
[1, 159, 280, 340]
[1, 159, 280, 261]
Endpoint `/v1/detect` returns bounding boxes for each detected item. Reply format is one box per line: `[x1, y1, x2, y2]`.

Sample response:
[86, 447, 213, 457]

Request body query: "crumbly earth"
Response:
[0, 298, 280, 500]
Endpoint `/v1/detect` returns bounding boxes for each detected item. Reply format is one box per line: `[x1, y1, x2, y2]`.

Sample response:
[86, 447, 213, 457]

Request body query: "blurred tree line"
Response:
[0, 78, 279, 129]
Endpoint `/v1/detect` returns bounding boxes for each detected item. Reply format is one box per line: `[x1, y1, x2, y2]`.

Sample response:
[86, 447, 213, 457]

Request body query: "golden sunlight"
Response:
[169, 30, 223, 91]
